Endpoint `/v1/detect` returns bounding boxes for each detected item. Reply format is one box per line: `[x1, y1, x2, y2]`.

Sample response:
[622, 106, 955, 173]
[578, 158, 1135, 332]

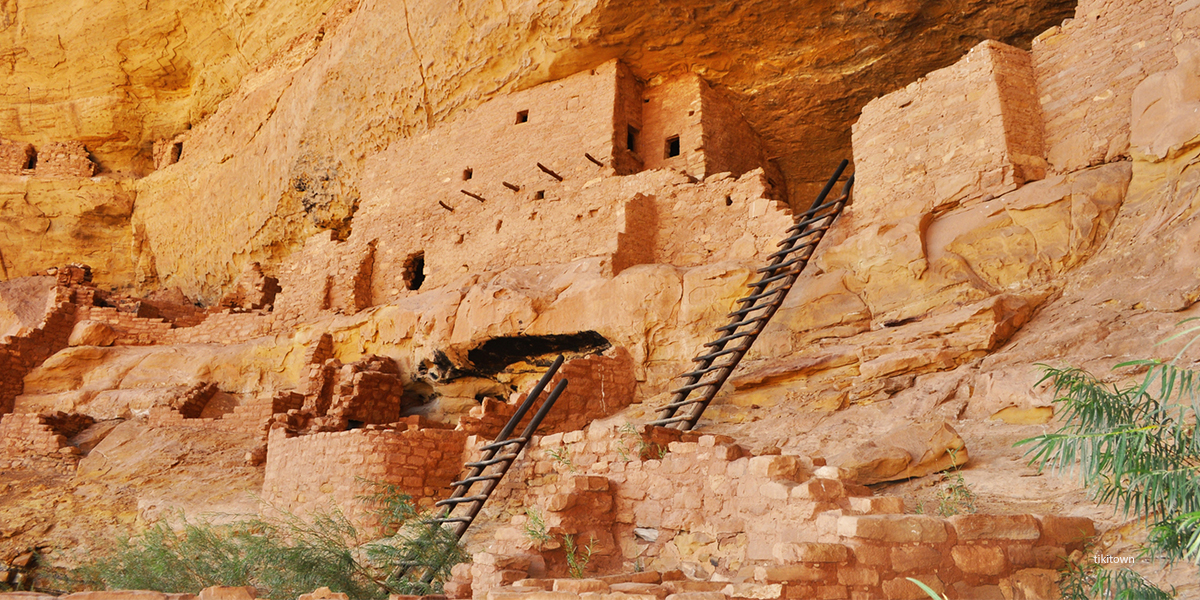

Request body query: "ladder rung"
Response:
[672, 380, 719, 394]
[435, 494, 488, 507]
[693, 346, 746, 362]
[679, 361, 738, 379]
[705, 331, 754, 347]
[464, 453, 519, 468]
[748, 270, 795, 288]
[737, 286, 788, 304]
[768, 239, 820, 260]
[450, 473, 505, 487]
[716, 315, 769, 332]
[759, 252, 813, 274]
[480, 437, 528, 451]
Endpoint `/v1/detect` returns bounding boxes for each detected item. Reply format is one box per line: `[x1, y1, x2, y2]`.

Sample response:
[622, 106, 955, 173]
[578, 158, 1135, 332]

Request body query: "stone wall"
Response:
[457, 348, 638, 439]
[0, 139, 33, 175]
[148, 390, 305, 439]
[0, 411, 91, 472]
[852, 40, 1045, 224]
[260, 423, 467, 527]
[1032, 0, 1200, 172]
[466, 421, 1095, 599]
[34, 141, 95, 177]
[0, 289, 75, 414]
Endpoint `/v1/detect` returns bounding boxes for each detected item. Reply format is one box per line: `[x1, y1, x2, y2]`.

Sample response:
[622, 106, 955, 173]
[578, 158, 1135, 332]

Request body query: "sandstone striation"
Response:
[6, 0, 1200, 597]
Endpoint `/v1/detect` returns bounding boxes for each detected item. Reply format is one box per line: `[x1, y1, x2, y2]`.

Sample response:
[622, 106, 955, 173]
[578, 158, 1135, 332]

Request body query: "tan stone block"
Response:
[889, 545, 943, 573]
[199, 587, 257, 600]
[486, 589, 546, 600]
[792, 479, 844, 502]
[950, 545, 1008, 575]
[721, 583, 782, 599]
[749, 455, 800, 480]
[754, 564, 827, 583]
[998, 568, 1059, 600]
[607, 584, 668, 599]
[554, 580, 609, 594]
[1006, 544, 1067, 570]
[880, 575, 944, 600]
[836, 566, 878, 587]
[1038, 515, 1095, 550]
[61, 593, 169, 600]
[848, 496, 904, 514]
[772, 542, 850, 563]
[664, 592, 726, 600]
[950, 514, 1040, 541]
[836, 515, 948, 543]
[515, 580, 556, 591]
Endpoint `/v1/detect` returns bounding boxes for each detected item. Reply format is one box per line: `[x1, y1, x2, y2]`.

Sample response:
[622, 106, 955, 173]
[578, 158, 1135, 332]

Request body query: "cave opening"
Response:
[403, 252, 425, 291]
[467, 331, 611, 376]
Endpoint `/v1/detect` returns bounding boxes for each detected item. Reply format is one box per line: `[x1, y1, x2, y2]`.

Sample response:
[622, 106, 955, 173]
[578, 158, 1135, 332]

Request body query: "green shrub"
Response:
[1019, 354, 1200, 599]
[70, 482, 465, 600]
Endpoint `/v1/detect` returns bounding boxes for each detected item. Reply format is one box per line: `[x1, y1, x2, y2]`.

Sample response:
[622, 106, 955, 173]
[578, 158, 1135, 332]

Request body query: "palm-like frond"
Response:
[1019, 362, 1200, 570]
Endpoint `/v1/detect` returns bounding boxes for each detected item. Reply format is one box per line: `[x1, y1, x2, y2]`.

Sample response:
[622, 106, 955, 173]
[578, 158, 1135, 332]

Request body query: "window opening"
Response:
[626, 125, 639, 152]
[403, 252, 426, 291]
[171, 142, 183, 164]
[665, 135, 681, 158]
[534, 190, 545, 200]
[515, 110, 529, 124]
[462, 168, 473, 180]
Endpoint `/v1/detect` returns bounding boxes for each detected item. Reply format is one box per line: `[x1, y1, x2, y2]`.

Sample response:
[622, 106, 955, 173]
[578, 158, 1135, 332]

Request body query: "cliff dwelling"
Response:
[2, 0, 1200, 599]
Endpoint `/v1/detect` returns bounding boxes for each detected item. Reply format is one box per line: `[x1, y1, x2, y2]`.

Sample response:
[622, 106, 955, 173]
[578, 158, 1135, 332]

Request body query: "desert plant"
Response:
[71, 483, 464, 600]
[562, 534, 595, 579]
[523, 508, 552, 544]
[1018, 352, 1200, 598]
[905, 577, 947, 600]
[935, 449, 977, 517]
[547, 446, 576, 472]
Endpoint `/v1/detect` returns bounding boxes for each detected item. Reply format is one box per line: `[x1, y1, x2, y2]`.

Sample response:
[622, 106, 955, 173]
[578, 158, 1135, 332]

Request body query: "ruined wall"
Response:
[0, 290, 75, 415]
[0, 412, 90, 472]
[34, 142, 96, 178]
[638, 76, 706, 177]
[148, 390, 305, 439]
[1033, 0, 1200, 172]
[0, 140, 34, 175]
[852, 40, 1045, 224]
[260, 424, 467, 525]
[471, 420, 1094, 599]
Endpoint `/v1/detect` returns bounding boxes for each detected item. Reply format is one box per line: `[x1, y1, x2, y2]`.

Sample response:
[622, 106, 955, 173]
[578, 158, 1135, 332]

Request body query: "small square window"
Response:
[515, 110, 529, 124]
[534, 190, 545, 200]
[665, 135, 681, 158]
[463, 168, 473, 180]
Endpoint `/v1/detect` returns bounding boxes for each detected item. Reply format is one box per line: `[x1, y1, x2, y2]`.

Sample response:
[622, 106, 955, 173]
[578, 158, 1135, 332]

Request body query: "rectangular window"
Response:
[665, 135, 681, 158]
[627, 125, 639, 152]
[516, 110, 529, 124]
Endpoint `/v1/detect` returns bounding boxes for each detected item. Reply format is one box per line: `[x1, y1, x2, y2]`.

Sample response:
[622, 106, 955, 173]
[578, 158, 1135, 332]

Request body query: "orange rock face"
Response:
[6, 0, 1200, 596]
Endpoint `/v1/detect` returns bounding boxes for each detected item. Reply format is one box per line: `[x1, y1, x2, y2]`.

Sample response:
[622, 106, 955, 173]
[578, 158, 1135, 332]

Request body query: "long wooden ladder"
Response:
[649, 161, 854, 431]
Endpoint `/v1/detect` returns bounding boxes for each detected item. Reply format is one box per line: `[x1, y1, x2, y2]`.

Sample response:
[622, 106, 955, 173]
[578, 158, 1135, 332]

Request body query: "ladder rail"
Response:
[650, 160, 854, 431]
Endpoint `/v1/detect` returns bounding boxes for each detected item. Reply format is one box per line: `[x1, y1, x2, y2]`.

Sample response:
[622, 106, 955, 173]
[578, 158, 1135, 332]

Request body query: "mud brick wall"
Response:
[699, 79, 784, 187]
[0, 412, 89, 472]
[159, 311, 277, 345]
[0, 294, 75, 414]
[612, 62, 646, 175]
[457, 348, 637, 439]
[0, 139, 33, 175]
[640, 169, 792, 267]
[473, 420, 1097, 599]
[74, 305, 173, 345]
[638, 76, 707, 177]
[853, 40, 1046, 224]
[149, 390, 305, 439]
[34, 141, 95, 177]
[1033, 0, 1200, 172]
[261, 425, 468, 528]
